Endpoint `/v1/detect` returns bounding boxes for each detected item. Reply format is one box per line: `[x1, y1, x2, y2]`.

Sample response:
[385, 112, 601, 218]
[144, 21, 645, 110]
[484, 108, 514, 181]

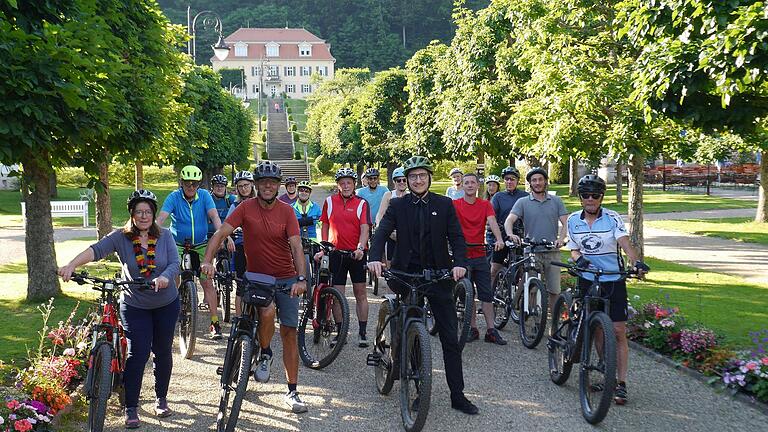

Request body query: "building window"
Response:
[315, 66, 328, 77]
[300, 66, 311, 76]
[266, 43, 279, 57]
[285, 84, 295, 93]
[252, 84, 259, 94]
[268, 65, 279, 77]
[301, 84, 312, 94]
[284, 66, 296, 77]
[299, 44, 312, 56]
[234, 43, 247, 57]
[251, 66, 261, 77]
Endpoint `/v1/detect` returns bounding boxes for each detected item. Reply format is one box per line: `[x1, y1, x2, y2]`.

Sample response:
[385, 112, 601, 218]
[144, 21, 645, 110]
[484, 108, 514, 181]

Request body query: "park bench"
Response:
[21, 200, 89, 227]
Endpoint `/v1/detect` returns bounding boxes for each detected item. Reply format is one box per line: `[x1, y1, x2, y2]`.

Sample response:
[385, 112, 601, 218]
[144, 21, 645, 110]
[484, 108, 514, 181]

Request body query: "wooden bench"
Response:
[21, 200, 89, 227]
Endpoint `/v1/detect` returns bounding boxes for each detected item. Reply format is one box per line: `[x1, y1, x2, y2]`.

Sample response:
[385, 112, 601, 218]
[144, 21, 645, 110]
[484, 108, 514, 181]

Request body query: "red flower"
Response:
[6, 399, 20, 410]
[14, 419, 33, 432]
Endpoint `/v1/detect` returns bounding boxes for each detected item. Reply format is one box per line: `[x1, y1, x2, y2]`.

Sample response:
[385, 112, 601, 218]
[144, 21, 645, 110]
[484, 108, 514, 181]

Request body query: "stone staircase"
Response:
[266, 97, 309, 181]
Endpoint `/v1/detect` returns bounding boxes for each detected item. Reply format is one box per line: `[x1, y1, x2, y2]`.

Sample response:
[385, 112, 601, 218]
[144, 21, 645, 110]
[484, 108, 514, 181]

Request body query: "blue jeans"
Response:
[120, 297, 180, 408]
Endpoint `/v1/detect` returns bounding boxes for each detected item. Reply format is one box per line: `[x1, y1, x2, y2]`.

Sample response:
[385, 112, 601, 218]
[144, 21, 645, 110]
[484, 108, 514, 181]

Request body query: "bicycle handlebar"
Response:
[504, 238, 558, 249]
[551, 261, 642, 277]
[69, 271, 154, 291]
[382, 268, 452, 284]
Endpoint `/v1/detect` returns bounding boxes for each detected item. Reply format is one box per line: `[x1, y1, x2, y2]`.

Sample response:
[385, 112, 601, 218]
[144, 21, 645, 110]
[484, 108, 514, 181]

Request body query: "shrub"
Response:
[315, 155, 334, 175]
[260, 150, 269, 160]
[549, 159, 568, 184]
[286, 107, 292, 114]
[288, 114, 294, 122]
[291, 124, 297, 132]
[294, 151, 302, 160]
[261, 132, 267, 143]
[261, 115, 266, 122]
[293, 132, 301, 142]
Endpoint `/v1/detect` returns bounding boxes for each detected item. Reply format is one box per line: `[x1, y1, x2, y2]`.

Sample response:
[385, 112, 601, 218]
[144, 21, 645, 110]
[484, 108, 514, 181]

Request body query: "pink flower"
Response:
[761, 357, 768, 366]
[6, 400, 20, 410]
[63, 347, 76, 356]
[14, 418, 32, 432]
[745, 361, 759, 371]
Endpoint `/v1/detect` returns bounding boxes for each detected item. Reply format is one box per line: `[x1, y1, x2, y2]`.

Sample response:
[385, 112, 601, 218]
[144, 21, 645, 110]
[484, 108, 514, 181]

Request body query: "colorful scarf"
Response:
[132, 234, 157, 277]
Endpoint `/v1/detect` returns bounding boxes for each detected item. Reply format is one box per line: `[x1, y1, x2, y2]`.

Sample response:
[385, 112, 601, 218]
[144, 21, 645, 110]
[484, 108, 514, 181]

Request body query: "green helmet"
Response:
[297, 180, 312, 191]
[180, 165, 203, 181]
[402, 156, 433, 176]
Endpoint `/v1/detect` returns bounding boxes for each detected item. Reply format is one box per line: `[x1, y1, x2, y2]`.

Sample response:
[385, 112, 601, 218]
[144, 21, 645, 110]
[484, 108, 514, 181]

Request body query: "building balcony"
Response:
[265, 75, 281, 84]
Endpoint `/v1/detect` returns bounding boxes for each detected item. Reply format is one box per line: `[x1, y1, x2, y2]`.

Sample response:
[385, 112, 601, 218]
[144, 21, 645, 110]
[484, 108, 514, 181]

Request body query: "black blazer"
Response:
[370, 192, 467, 270]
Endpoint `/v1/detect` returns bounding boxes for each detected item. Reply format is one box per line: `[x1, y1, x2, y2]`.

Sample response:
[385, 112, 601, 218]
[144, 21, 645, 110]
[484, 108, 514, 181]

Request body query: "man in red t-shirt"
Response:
[316, 167, 371, 347]
[202, 161, 309, 414]
[452, 173, 507, 345]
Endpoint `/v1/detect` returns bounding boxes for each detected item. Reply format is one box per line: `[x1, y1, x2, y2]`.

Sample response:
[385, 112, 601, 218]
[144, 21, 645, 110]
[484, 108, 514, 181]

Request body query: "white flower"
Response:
[37, 414, 50, 422]
[0, 415, 4, 425]
[77, 341, 88, 351]
[643, 321, 652, 329]
[27, 417, 37, 424]
[63, 347, 76, 356]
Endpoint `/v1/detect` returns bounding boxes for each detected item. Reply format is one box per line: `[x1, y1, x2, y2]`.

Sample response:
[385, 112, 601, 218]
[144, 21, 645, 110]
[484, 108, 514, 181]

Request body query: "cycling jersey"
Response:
[227, 200, 246, 245]
[293, 199, 322, 239]
[491, 189, 528, 238]
[161, 188, 215, 246]
[355, 186, 389, 223]
[320, 193, 370, 251]
[209, 193, 236, 235]
[566, 207, 628, 282]
[453, 197, 495, 259]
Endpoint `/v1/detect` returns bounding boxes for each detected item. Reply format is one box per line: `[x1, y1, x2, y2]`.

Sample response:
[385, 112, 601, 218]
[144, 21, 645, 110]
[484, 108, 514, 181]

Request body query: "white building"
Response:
[210, 28, 335, 100]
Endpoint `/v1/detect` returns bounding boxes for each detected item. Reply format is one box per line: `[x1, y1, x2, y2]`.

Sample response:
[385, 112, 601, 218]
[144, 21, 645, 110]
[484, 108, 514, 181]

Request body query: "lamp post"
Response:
[257, 56, 270, 132]
[187, 6, 229, 64]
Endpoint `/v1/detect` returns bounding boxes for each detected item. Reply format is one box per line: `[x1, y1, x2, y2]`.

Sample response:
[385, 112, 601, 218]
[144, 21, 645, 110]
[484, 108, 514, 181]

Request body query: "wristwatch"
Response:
[297, 275, 307, 283]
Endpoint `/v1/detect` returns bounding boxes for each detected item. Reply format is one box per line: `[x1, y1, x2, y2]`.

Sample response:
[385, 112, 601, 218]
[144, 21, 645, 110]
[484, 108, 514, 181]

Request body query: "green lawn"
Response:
[647, 217, 768, 246]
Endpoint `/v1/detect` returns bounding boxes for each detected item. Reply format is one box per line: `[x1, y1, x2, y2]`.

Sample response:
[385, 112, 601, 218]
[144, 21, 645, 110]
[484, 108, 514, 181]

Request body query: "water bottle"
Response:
[183, 253, 191, 270]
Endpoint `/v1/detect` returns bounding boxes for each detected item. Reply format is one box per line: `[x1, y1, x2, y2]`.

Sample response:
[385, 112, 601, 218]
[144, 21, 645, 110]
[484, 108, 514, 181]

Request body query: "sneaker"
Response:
[451, 397, 479, 415]
[358, 334, 370, 348]
[198, 302, 209, 311]
[210, 321, 223, 340]
[125, 407, 140, 429]
[154, 397, 173, 418]
[484, 328, 508, 346]
[284, 390, 308, 413]
[254, 354, 273, 383]
[467, 327, 480, 343]
[614, 382, 628, 405]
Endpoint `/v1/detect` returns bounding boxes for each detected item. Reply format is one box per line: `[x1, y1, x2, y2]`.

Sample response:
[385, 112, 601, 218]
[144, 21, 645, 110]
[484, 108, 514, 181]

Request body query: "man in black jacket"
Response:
[368, 155, 478, 415]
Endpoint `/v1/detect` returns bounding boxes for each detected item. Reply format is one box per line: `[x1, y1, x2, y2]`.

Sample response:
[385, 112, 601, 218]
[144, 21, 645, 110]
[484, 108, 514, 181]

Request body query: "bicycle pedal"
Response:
[366, 352, 382, 367]
[216, 366, 223, 376]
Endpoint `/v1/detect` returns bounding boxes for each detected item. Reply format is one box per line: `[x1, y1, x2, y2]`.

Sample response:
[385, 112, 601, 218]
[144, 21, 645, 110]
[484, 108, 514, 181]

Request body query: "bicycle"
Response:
[69, 271, 152, 432]
[216, 274, 291, 432]
[491, 241, 523, 329]
[297, 238, 351, 369]
[546, 261, 641, 424]
[214, 246, 235, 323]
[366, 268, 453, 432]
[178, 239, 200, 359]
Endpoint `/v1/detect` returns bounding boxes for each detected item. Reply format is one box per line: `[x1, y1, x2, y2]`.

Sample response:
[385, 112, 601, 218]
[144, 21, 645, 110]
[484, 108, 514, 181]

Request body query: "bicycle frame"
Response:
[89, 285, 126, 377]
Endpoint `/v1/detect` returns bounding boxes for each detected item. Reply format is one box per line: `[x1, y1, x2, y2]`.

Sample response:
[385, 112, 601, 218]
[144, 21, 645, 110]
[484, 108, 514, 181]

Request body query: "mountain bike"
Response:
[214, 247, 235, 323]
[491, 241, 523, 329]
[216, 274, 291, 432]
[367, 269, 452, 432]
[178, 239, 200, 359]
[69, 272, 152, 432]
[298, 238, 350, 369]
[546, 261, 641, 424]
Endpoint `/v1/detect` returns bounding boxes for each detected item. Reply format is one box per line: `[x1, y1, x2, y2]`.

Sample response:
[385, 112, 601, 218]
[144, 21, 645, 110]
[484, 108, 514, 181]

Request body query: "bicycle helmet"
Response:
[210, 174, 228, 186]
[449, 167, 463, 176]
[335, 167, 357, 182]
[392, 167, 405, 179]
[500, 166, 520, 179]
[284, 176, 297, 185]
[403, 156, 433, 175]
[297, 180, 312, 191]
[127, 189, 158, 212]
[179, 165, 203, 181]
[525, 166, 548, 182]
[484, 174, 501, 185]
[254, 161, 282, 181]
[233, 170, 253, 183]
[577, 174, 607, 194]
[364, 168, 380, 178]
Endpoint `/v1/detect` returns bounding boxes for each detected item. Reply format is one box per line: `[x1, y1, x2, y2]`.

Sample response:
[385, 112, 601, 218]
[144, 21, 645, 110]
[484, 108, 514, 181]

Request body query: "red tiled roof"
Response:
[213, 28, 335, 62]
[225, 28, 323, 43]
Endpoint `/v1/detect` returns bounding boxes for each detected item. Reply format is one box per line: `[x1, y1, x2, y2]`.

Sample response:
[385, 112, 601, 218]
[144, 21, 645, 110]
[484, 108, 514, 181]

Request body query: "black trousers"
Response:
[426, 279, 465, 402]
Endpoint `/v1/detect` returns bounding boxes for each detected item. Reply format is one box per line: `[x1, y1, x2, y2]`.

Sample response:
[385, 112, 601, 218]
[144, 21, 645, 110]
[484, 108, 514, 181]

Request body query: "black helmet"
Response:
[402, 155, 433, 175]
[577, 174, 607, 194]
[335, 167, 357, 182]
[233, 170, 254, 183]
[500, 166, 520, 179]
[127, 189, 158, 213]
[254, 161, 282, 181]
[364, 168, 380, 178]
[211, 174, 228, 186]
[526, 167, 548, 182]
[284, 176, 297, 185]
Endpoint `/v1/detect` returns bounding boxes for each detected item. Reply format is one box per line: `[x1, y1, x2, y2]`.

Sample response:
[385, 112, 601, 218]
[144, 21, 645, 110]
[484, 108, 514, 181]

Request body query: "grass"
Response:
[647, 217, 768, 246]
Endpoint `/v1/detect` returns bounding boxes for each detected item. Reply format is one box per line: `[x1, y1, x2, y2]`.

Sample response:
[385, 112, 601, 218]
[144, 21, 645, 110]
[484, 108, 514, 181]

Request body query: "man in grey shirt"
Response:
[504, 167, 568, 310]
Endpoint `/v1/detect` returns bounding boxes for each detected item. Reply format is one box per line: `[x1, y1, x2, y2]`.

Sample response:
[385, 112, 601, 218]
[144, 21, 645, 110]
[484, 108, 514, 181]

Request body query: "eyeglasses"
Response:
[133, 210, 153, 217]
[407, 173, 429, 181]
[298, 189, 311, 193]
[236, 183, 252, 189]
[504, 177, 519, 182]
[182, 181, 200, 188]
[368, 176, 379, 181]
[394, 178, 407, 183]
[580, 193, 603, 200]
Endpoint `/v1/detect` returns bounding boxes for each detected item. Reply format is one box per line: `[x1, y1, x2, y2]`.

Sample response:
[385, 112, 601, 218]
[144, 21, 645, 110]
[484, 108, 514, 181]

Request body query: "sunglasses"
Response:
[580, 193, 603, 200]
[394, 178, 407, 183]
[182, 181, 200, 188]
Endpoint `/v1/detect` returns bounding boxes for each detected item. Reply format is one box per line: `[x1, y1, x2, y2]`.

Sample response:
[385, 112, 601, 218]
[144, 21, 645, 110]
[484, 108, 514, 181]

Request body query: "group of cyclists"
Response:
[56, 156, 649, 429]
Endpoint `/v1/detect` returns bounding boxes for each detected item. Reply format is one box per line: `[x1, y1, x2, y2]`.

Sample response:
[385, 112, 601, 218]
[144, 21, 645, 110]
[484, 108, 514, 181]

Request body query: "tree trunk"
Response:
[95, 161, 113, 239]
[386, 161, 396, 190]
[135, 160, 144, 190]
[49, 170, 58, 198]
[526, 155, 542, 168]
[568, 157, 578, 197]
[615, 160, 624, 204]
[627, 153, 645, 260]
[355, 162, 364, 188]
[21, 152, 61, 301]
[756, 154, 767, 223]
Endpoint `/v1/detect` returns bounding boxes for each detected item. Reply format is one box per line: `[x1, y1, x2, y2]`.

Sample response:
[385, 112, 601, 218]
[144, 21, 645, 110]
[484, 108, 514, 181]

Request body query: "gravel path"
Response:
[94, 293, 765, 432]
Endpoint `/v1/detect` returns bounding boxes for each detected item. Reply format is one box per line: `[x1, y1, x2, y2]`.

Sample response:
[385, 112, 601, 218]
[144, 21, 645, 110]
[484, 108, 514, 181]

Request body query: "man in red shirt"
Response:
[316, 167, 371, 347]
[202, 161, 309, 414]
[452, 173, 507, 345]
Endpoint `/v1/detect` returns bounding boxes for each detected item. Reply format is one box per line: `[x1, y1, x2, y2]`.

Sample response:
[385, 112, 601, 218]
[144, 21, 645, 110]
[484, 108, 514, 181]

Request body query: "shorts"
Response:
[539, 250, 563, 295]
[176, 243, 208, 281]
[577, 277, 628, 322]
[385, 238, 396, 261]
[466, 257, 493, 302]
[272, 277, 300, 328]
[329, 250, 367, 286]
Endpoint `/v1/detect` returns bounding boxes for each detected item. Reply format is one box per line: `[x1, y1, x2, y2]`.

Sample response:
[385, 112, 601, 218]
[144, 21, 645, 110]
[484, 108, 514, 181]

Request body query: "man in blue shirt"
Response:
[355, 168, 388, 227]
[156, 165, 232, 339]
[293, 181, 321, 239]
[489, 166, 528, 283]
[208, 174, 237, 238]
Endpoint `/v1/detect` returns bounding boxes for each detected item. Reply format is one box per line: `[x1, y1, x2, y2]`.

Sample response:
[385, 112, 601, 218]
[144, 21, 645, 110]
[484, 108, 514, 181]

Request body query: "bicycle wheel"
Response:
[218, 259, 232, 323]
[178, 279, 198, 359]
[399, 322, 432, 432]
[298, 287, 350, 369]
[86, 343, 112, 432]
[217, 334, 253, 432]
[453, 278, 473, 352]
[374, 301, 396, 395]
[518, 277, 549, 349]
[508, 266, 524, 324]
[372, 271, 379, 296]
[579, 312, 617, 425]
[492, 269, 511, 329]
[548, 294, 573, 385]
[424, 298, 437, 336]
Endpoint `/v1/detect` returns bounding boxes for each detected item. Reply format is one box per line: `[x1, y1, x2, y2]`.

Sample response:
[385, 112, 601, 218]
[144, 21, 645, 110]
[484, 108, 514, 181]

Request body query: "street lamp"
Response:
[187, 6, 229, 64]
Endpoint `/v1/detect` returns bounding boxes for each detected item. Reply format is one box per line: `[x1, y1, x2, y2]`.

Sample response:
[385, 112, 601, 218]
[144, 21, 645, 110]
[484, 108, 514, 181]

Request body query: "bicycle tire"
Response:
[218, 259, 232, 323]
[374, 301, 396, 395]
[372, 271, 379, 296]
[87, 343, 112, 432]
[509, 266, 524, 324]
[399, 322, 432, 432]
[424, 298, 437, 336]
[579, 312, 617, 425]
[492, 269, 511, 329]
[548, 294, 573, 385]
[178, 279, 198, 359]
[217, 335, 253, 432]
[298, 287, 350, 369]
[304, 254, 314, 299]
[453, 278, 473, 352]
[518, 277, 548, 349]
